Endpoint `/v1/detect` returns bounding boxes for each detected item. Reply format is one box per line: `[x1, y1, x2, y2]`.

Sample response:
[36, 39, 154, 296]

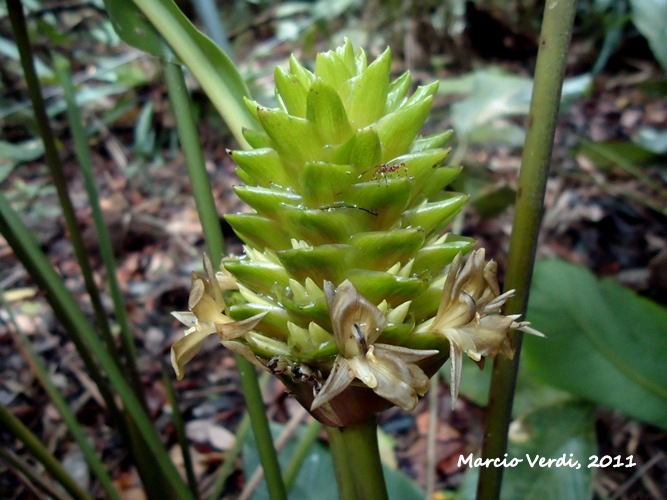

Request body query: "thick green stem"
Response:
[327, 426, 358, 500]
[477, 1, 578, 499]
[327, 418, 388, 500]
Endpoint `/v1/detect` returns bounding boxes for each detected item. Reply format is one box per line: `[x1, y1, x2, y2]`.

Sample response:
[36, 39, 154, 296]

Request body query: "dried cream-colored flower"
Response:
[311, 280, 438, 412]
[424, 249, 543, 401]
[170, 256, 265, 380]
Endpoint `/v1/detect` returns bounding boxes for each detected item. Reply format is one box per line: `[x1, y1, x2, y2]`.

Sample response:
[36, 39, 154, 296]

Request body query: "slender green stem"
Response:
[8, 0, 120, 366]
[163, 61, 225, 260]
[0, 448, 73, 500]
[236, 360, 287, 500]
[162, 58, 285, 500]
[1, 292, 120, 500]
[477, 1, 578, 499]
[0, 406, 91, 500]
[328, 418, 388, 500]
[206, 414, 250, 500]
[284, 419, 323, 489]
[53, 54, 143, 396]
[162, 364, 199, 496]
[0, 195, 194, 499]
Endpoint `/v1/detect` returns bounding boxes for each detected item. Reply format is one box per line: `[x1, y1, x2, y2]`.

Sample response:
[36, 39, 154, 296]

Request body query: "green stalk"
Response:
[206, 414, 250, 499]
[8, 0, 120, 366]
[191, 0, 234, 57]
[327, 419, 388, 500]
[0, 195, 194, 499]
[163, 61, 225, 260]
[284, 420, 323, 489]
[237, 361, 287, 500]
[477, 1, 578, 499]
[1, 293, 120, 499]
[0, 448, 73, 500]
[130, 0, 256, 148]
[53, 54, 143, 396]
[162, 364, 199, 495]
[162, 60, 285, 500]
[0, 406, 91, 500]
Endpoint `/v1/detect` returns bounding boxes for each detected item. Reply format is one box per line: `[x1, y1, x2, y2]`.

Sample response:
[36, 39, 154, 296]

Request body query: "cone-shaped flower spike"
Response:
[171, 40, 541, 426]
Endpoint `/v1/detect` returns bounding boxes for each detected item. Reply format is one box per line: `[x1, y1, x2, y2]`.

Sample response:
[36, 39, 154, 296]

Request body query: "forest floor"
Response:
[1, 4, 666, 498]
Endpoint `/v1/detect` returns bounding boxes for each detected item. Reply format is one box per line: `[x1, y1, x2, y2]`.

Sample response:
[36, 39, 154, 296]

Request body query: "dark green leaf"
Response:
[104, 0, 174, 61]
[524, 260, 667, 429]
[459, 401, 596, 500]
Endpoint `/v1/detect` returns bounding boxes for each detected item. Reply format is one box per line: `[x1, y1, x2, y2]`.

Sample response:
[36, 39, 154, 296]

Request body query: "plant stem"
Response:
[162, 59, 286, 500]
[54, 54, 143, 397]
[8, 0, 121, 376]
[327, 418, 388, 500]
[162, 364, 199, 496]
[237, 361, 287, 500]
[131, 0, 256, 147]
[477, 1, 578, 499]
[0, 406, 91, 500]
[163, 61, 226, 260]
[326, 426, 358, 500]
[284, 419, 323, 489]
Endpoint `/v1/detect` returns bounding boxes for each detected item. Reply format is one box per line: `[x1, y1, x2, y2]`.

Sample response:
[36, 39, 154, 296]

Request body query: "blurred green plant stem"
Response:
[478, 0, 578, 498]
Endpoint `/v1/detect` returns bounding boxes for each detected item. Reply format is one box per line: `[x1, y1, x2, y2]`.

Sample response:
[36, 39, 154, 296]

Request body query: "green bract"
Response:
[171, 40, 538, 426]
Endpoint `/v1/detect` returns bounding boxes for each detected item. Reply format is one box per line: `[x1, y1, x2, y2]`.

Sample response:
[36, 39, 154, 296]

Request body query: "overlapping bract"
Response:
[171, 41, 540, 425]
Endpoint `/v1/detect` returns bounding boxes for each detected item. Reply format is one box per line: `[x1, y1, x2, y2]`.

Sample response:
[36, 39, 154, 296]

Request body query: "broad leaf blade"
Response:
[524, 260, 667, 429]
[459, 401, 596, 499]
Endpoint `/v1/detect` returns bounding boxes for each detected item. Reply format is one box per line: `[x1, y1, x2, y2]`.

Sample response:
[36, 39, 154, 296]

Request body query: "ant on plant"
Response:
[361, 162, 407, 184]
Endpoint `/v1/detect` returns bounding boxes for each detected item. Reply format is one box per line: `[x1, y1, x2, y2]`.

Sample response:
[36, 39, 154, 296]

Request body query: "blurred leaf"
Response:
[575, 139, 662, 168]
[635, 126, 667, 154]
[104, 0, 175, 61]
[467, 122, 526, 147]
[449, 69, 533, 141]
[244, 422, 423, 500]
[524, 259, 667, 429]
[134, 101, 156, 157]
[0, 34, 53, 78]
[629, 0, 667, 73]
[0, 139, 44, 181]
[442, 69, 591, 145]
[439, 353, 572, 415]
[472, 184, 516, 217]
[459, 401, 596, 499]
